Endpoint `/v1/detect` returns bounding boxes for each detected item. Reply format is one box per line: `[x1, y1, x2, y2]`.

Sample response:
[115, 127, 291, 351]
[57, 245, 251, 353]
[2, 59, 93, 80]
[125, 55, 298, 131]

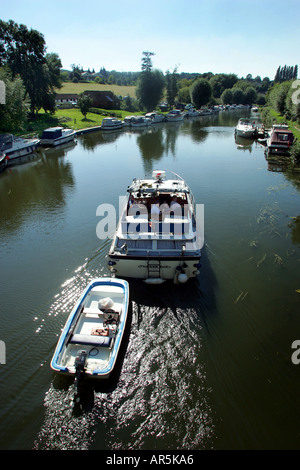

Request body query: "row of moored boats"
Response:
[0, 107, 216, 171]
[100, 105, 258, 131]
[101, 109, 193, 131]
[0, 127, 76, 171]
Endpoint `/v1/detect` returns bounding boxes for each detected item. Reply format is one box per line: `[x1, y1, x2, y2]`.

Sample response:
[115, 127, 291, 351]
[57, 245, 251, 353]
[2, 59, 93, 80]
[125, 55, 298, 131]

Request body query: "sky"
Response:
[1, 0, 299, 80]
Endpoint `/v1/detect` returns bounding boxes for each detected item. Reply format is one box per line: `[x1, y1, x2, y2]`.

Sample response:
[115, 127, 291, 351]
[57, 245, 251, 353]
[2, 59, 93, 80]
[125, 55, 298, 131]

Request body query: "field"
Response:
[57, 82, 136, 98]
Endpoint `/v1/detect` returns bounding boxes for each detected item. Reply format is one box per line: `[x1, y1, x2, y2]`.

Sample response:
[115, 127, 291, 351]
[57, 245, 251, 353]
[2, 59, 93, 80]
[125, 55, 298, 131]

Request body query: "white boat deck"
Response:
[59, 285, 125, 374]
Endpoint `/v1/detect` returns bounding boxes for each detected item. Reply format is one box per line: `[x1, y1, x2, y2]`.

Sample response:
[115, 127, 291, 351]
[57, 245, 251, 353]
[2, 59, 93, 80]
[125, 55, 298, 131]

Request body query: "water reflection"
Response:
[234, 134, 254, 153]
[0, 149, 75, 236]
[289, 216, 300, 245]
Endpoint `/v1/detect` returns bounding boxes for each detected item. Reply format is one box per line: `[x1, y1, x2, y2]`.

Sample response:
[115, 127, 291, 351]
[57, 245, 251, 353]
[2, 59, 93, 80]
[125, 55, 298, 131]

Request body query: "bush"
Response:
[290, 139, 300, 161]
[89, 108, 123, 118]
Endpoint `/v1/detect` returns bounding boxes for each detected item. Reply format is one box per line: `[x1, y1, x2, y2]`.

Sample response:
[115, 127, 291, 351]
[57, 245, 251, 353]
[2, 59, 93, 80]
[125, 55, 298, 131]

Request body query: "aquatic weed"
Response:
[273, 253, 283, 266]
[257, 253, 267, 268]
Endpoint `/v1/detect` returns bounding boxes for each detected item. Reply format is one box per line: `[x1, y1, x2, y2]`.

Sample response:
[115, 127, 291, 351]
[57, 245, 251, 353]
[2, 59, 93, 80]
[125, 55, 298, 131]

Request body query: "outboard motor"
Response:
[73, 350, 88, 405]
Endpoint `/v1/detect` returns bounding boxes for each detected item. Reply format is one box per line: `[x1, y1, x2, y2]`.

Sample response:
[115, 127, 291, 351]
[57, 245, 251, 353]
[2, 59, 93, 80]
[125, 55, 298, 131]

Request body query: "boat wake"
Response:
[34, 278, 215, 450]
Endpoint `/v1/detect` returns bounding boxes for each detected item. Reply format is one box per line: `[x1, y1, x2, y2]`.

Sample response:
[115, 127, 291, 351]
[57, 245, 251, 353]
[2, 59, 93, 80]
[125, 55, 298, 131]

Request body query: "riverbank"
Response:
[260, 105, 300, 140]
[21, 108, 143, 137]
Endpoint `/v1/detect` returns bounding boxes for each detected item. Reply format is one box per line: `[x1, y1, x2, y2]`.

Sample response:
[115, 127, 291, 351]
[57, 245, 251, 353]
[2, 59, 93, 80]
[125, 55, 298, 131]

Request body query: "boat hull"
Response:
[51, 278, 129, 379]
[6, 141, 40, 159]
[101, 125, 123, 131]
[235, 128, 255, 138]
[40, 134, 75, 147]
[0, 153, 8, 172]
[108, 254, 201, 284]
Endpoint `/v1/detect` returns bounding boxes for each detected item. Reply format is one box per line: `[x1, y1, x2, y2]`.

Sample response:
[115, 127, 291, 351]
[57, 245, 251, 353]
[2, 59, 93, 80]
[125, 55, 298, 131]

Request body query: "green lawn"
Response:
[24, 107, 143, 136]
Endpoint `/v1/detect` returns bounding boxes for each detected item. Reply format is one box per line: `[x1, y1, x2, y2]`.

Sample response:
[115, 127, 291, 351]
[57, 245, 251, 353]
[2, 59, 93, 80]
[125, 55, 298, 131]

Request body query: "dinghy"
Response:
[51, 278, 129, 381]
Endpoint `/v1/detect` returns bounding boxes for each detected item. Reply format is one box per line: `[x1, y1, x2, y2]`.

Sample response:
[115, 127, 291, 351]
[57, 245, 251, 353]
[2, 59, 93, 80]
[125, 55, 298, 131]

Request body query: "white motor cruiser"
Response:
[108, 170, 203, 284]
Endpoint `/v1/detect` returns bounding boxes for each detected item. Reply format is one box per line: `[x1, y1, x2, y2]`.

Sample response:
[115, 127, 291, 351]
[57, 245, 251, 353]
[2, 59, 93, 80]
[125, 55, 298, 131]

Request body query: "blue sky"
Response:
[1, 0, 299, 79]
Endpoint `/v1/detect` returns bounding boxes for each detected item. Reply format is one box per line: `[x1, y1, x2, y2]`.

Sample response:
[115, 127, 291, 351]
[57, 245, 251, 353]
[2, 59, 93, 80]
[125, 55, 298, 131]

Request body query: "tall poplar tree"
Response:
[136, 52, 165, 111]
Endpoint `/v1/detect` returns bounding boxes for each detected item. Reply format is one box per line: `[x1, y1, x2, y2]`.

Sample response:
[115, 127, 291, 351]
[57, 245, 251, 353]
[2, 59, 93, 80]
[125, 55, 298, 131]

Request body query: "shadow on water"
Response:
[128, 244, 218, 334]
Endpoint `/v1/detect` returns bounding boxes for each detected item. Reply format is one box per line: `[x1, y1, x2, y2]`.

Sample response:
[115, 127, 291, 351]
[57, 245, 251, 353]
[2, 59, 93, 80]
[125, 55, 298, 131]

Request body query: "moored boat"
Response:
[130, 116, 152, 128]
[0, 133, 40, 160]
[101, 117, 123, 131]
[145, 112, 165, 123]
[122, 116, 135, 127]
[40, 127, 76, 147]
[235, 118, 256, 138]
[51, 277, 129, 381]
[108, 170, 203, 284]
[184, 105, 200, 117]
[266, 124, 294, 154]
[166, 109, 184, 122]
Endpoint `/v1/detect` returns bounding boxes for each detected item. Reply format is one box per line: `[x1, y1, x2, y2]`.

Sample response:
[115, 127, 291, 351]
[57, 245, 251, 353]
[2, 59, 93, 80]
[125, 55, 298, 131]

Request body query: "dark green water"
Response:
[0, 110, 300, 450]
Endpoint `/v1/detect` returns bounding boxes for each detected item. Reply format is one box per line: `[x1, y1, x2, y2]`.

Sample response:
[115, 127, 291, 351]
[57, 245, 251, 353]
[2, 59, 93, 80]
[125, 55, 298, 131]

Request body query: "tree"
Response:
[221, 88, 233, 105]
[141, 51, 155, 72]
[190, 79, 212, 108]
[232, 88, 244, 104]
[244, 86, 257, 105]
[0, 20, 62, 116]
[267, 81, 290, 114]
[178, 86, 191, 104]
[78, 93, 92, 118]
[136, 52, 165, 111]
[165, 68, 178, 108]
[136, 69, 165, 111]
[210, 73, 238, 98]
[0, 67, 28, 131]
[274, 65, 299, 83]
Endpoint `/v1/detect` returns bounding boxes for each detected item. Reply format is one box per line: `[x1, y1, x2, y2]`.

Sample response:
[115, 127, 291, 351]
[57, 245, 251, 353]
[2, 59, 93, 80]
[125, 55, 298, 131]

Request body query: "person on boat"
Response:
[170, 196, 181, 214]
[150, 199, 160, 231]
[160, 199, 169, 221]
[128, 195, 135, 207]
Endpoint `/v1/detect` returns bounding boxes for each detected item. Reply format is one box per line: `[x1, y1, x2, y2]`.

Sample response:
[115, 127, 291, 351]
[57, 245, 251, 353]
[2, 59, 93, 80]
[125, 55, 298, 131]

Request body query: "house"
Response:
[83, 90, 120, 110]
[55, 93, 79, 107]
[81, 71, 103, 82]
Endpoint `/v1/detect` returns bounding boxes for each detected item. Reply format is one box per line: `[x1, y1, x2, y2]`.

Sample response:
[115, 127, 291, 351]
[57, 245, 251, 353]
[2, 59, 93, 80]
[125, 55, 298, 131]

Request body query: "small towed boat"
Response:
[51, 278, 129, 383]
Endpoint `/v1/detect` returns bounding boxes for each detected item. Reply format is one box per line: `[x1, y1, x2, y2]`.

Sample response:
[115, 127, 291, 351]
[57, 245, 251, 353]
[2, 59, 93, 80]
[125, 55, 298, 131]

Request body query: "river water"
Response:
[0, 110, 300, 450]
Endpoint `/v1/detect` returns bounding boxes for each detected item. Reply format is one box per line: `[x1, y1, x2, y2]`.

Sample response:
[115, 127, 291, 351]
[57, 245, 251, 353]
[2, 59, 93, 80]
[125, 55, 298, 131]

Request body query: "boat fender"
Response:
[178, 272, 188, 283]
[174, 265, 183, 285]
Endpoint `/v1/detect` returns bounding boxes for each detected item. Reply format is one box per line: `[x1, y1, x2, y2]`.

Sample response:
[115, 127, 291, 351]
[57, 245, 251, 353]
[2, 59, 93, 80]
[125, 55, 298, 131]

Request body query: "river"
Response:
[0, 109, 300, 450]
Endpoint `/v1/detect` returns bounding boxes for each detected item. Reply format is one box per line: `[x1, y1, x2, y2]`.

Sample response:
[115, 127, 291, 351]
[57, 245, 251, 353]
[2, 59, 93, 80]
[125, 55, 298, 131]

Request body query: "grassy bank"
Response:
[260, 105, 300, 140]
[23, 108, 144, 136]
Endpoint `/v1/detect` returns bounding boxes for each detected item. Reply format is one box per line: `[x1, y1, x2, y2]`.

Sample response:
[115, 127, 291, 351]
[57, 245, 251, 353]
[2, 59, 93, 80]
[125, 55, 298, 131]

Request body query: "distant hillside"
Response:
[57, 82, 136, 98]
